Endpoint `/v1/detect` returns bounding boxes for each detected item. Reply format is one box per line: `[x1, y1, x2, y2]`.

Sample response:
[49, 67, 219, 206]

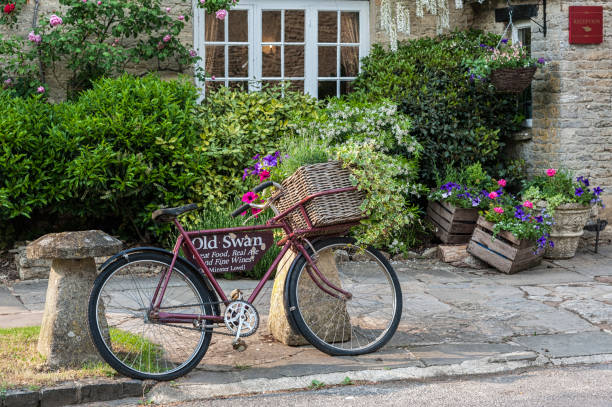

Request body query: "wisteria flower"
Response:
[523, 200, 534, 209]
[488, 191, 499, 200]
[49, 14, 63, 27]
[493, 207, 504, 214]
[546, 168, 557, 177]
[216, 9, 227, 20]
[497, 179, 507, 187]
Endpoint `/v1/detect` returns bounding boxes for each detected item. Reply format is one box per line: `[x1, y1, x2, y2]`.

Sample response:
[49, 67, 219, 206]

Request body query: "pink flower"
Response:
[82, 0, 87, 3]
[251, 208, 262, 218]
[97, 1, 101, 4]
[259, 170, 270, 182]
[165, 7, 171, 12]
[178, 15, 184, 21]
[546, 168, 557, 177]
[37, 86, 45, 94]
[28, 31, 42, 44]
[493, 207, 504, 214]
[49, 14, 63, 27]
[488, 191, 499, 200]
[189, 49, 197, 57]
[4, 78, 12, 85]
[523, 200, 534, 209]
[241, 191, 258, 204]
[497, 179, 507, 187]
[199, 0, 205, 3]
[211, 75, 216, 80]
[216, 9, 227, 20]
[162, 34, 172, 43]
[157, 41, 164, 50]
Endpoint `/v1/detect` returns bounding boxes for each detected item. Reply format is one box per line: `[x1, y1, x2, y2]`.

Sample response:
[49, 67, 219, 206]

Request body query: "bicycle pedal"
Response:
[232, 339, 247, 352]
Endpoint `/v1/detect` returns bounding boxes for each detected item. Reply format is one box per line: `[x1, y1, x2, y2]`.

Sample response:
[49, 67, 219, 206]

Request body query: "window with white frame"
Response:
[512, 22, 533, 127]
[193, 1, 370, 98]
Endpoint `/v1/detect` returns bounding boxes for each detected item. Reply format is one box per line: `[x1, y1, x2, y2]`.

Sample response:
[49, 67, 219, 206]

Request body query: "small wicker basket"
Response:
[273, 161, 364, 234]
[490, 66, 537, 93]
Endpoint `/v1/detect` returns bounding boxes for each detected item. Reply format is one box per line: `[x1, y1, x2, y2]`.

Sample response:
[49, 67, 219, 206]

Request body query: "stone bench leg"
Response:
[38, 258, 106, 368]
[268, 249, 350, 346]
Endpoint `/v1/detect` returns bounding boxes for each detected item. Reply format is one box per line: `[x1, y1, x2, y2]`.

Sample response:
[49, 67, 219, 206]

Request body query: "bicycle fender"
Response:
[99, 247, 221, 316]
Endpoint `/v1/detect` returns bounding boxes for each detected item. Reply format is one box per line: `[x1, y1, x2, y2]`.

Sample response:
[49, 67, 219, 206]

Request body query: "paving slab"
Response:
[559, 299, 612, 326]
[409, 342, 526, 366]
[0, 311, 44, 328]
[513, 331, 612, 358]
[10, 279, 48, 311]
[0, 286, 26, 314]
[482, 264, 593, 286]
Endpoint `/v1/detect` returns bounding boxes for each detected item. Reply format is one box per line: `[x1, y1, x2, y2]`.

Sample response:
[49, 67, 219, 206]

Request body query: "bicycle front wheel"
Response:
[88, 252, 214, 381]
[287, 237, 402, 356]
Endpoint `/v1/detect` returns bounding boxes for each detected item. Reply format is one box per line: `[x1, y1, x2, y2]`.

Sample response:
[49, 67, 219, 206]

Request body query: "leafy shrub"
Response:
[351, 30, 524, 186]
[429, 163, 498, 209]
[194, 85, 320, 204]
[0, 75, 206, 244]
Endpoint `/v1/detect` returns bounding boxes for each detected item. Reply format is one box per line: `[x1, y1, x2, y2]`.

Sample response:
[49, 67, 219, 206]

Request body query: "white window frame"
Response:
[512, 21, 533, 128]
[192, 0, 370, 98]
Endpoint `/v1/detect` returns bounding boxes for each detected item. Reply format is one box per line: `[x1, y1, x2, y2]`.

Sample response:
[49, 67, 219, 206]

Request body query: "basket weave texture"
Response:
[274, 161, 364, 233]
[490, 66, 537, 93]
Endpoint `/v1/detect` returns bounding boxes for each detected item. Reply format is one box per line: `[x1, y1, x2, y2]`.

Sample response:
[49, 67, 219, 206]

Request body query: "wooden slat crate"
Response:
[427, 201, 479, 244]
[467, 217, 543, 274]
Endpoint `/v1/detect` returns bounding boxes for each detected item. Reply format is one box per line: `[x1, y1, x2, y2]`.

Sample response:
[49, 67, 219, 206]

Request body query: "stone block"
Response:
[2, 389, 39, 407]
[121, 379, 145, 398]
[40, 385, 79, 407]
[78, 382, 123, 403]
[19, 266, 51, 280]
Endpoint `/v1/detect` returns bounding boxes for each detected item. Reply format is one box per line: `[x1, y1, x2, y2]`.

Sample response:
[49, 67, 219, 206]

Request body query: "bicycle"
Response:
[88, 181, 403, 380]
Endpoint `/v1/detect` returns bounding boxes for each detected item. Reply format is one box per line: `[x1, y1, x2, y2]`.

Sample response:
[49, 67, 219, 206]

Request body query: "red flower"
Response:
[3, 3, 16, 14]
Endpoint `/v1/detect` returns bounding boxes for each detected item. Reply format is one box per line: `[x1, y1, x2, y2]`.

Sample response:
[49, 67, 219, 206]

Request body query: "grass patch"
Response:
[0, 326, 117, 390]
[109, 328, 165, 374]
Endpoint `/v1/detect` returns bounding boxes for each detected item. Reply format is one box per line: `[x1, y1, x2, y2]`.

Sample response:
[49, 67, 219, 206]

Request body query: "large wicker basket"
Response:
[490, 66, 537, 93]
[274, 161, 364, 234]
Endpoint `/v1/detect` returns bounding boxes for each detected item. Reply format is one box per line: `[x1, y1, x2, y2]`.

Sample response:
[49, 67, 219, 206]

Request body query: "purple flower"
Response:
[593, 186, 603, 196]
[469, 73, 476, 82]
[577, 176, 590, 187]
[535, 215, 544, 224]
[549, 240, 555, 248]
[471, 197, 481, 207]
[252, 154, 260, 161]
[575, 187, 583, 197]
[262, 154, 277, 167]
[242, 168, 249, 180]
[501, 38, 508, 44]
[537, 57, 546, 64]
[253, 162, 262, 174]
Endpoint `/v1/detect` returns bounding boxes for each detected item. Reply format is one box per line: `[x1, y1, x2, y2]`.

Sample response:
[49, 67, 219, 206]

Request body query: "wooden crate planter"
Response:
[467, 217, 543, 274]
[427, 201, 479, 244]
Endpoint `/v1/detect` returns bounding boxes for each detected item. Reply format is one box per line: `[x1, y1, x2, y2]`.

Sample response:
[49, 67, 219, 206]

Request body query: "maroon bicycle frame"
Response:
[149, 187, 361, 325]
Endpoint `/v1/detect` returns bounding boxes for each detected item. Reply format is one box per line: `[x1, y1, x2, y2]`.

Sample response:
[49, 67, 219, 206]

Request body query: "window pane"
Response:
[341, 12, 359, 43]
[340, 46, 359, 77]
[262, 46, 281, 77]
[340, 80, 356, 96]
[318, 81, 337, 99]
[205, 46, 225, 77]
[205, 13, 224, 42]
[285, 45, 305, 77]
[205, 80, 225, 92]
[229, 81, 249, 91]
[262, 80, 281, 90]
[285, 10, 305, 42]
[318, 46, 337, 77]
[228, 10, 248, 42]
[228, 46, 248, 77]
[262, 11, 281, 42]
[287, 80, 304, 93]
[318, 11, 337, 42]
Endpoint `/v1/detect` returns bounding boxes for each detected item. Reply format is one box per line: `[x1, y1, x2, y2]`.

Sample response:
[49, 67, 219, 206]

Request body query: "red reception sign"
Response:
[569, 6, 604, 44]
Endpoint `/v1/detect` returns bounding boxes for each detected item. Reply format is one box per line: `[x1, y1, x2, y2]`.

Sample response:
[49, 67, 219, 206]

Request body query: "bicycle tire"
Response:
[286, 237, 402, 356]
[88, 252, 214, 381]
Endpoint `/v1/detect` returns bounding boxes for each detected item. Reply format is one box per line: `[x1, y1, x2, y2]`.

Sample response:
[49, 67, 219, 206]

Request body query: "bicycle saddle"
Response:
[152, 203, 199, 223]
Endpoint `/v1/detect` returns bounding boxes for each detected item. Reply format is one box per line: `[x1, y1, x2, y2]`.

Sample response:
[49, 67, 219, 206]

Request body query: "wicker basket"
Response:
[273, 161, 364, 234]
[490, 66, 537, 93]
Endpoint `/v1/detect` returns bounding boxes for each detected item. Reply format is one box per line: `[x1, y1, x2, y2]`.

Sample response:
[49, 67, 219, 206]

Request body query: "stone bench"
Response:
[27, 230, 122, 368]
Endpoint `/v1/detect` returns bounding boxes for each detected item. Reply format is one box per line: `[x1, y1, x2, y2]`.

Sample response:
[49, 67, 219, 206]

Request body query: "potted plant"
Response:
[467, 192, 554, 274]
[464, 39, 546, 93]
[522, 168, 605, 259]
[428, 163, 500, 244]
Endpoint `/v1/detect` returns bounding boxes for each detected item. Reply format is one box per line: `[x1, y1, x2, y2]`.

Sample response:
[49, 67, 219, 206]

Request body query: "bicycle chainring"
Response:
[224, 300, 259, 337]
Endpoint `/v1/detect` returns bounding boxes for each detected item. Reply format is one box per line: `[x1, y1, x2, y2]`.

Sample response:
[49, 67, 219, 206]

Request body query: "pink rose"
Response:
[199, 0, 205, 4]
[97, 1, 101, 4]
[497, 179, 507, 187]
[493, 207, 504, 214]
[37, 86, 45, 94]
[488, 191, 499, 200]
[216, 9, 227, 20]
[28, 31, 42, 44]
[162, 34, 172, 43]
[523, 200, 534, 209]
[178, 15, 184, 21]
[189, 49, 197, 57]
[49, 14, 63, 27]
[546, 168, 557, 177]
[211, 75, 216, 80]
[165, 7, 171, 13]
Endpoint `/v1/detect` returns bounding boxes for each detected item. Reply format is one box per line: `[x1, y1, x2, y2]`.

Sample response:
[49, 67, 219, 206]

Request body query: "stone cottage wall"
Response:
[470, 0, 612, 228]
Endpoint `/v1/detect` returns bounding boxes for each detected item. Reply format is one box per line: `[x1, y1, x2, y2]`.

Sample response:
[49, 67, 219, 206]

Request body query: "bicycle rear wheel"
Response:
[88, 252, 214, 380]
[287, 237, 402, 356]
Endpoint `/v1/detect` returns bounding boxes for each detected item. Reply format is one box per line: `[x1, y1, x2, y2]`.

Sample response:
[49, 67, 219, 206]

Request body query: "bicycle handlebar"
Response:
[231, 181, 283, 218]
[231, 203, 252, 218]
[253, 181, 274, 193]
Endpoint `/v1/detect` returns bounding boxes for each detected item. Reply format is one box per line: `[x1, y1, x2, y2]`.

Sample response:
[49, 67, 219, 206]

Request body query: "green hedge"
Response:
[351, 30, 524, 186]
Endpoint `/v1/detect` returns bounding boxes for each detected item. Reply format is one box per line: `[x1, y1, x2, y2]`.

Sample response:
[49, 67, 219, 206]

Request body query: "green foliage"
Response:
[0, 75, 206, 244]
[195, 84, 320, 203]
[429, 163, 497, 209]
[308, 380, 325, 390]
[0, 34, 42, 97]
[351, 30, 524, 186]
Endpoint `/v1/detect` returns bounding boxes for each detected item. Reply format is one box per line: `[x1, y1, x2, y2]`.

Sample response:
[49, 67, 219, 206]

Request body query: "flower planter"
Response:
[490, 66, 537, 93]
[544, 203, 591, 260]
[427, 201, 479, 244]
[467, 217, 543, 274]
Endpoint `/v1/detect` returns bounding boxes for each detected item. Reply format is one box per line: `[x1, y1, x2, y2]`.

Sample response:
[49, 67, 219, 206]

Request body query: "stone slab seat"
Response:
[152, 203, 199, 223]
[27, 230, 123, 368]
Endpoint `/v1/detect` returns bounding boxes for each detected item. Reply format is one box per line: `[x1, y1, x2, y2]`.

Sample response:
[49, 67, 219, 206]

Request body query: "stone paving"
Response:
[1, 245, 611, 404]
